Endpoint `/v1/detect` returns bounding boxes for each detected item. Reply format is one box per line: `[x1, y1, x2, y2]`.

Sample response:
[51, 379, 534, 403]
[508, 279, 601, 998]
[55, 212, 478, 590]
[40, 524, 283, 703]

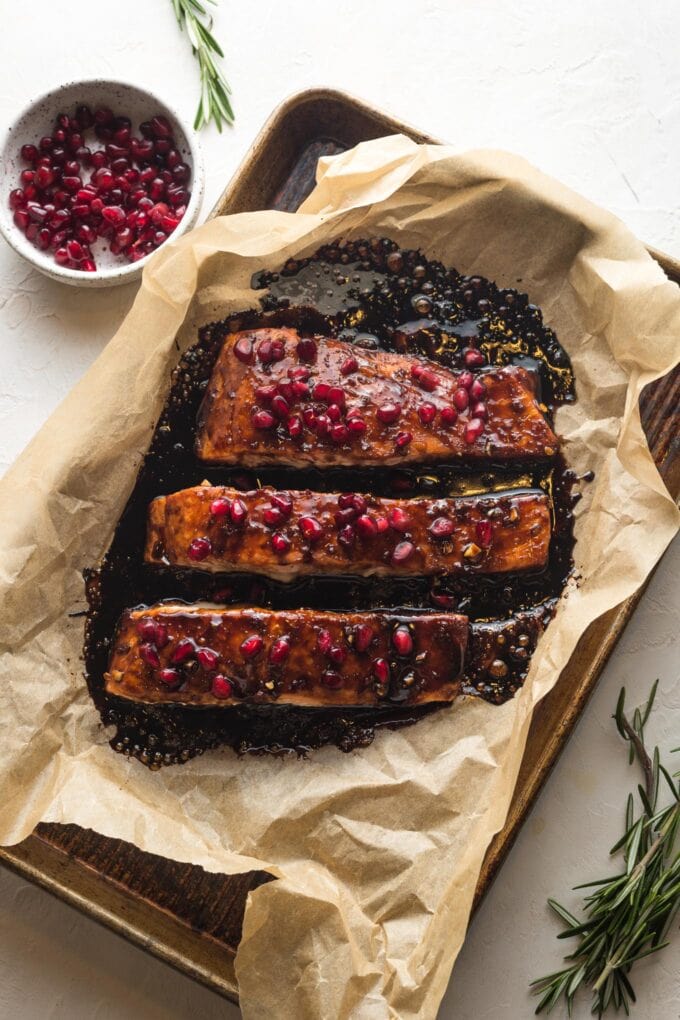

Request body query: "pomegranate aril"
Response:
[188, 536, 212, 561]
[197, 647, 219, 671]
[25, 222, 39, 242]
[291, 380, 309, 399]
[20, 143, 39, 163]
[54, 246, 69, 265]
[158, 668, 181, 687]
[355, 514, 377, 539]
[388, 507, 411, 533]
[211, 675, 233, 699]
[338, 523, 355, 547]
[452, 387, 470, 411]
[313, 382, 331, 402]
[75, 105, 94, 129]
[472, 401, 487, 419]
[102, 205, 126, 227]
[90, 150, 108, 169]
[335, 507, 357, 526]
[271, 532, 291, 554]
[440, 406, 458, 427]
[251, 408, 276, 429]
[9, 189, 25, 210]
[464, 348, 485, 367]
[347, 416, 367, 434]
[240, 634, 263, 659]
[76, 224, 97, 244]
[66, 238, 85, 261]
[299, 516, 323, 543]
[377, 402, 401, 424]
[172, 638, 195, 664]
[317, 629, 333, 655]
[354, 624, 374, 653]
[476, 519, 493, 547]
[270, 635, 292, 664]
[395, 431, 412, 449]
[341, 356, 359, 375]
[392, 540, 415, 564]
[39, 136, 53, 152]
[464, 418, 485, 444]
[81, 259, 97, 272]
[93, 168, 114, 190]
[160, 214, 180, 233]
[372, 658, 390, 684]
[327, 403, 342, 422]
[94, 106, 114, 125]
[321, 670, 343, 690]
[287, 414, 302, 439]
[458, 370, 474, 390]
[470, 378, 486, 401]
[20, 170, 35, 184]
[210, 496, 231, 517]
[416, 368, 439, 391]
[418, 402, 436, 425]
[331, 423, 349, 444]
[429, 516, 455, 538]
[172, 163, 191, 183]
[297, 337, 317, 362]
[233, 336, 253, 363]
[392, 625, 413, 656]
[36, 228, 51, 250]
[263, 505, 284, 527]
[271, 491, 293, 516]
[229, 498, 248, 527]
[139, 643, 161, 668]
[35, 166, 55, 189]
[151, 115, 173, 138]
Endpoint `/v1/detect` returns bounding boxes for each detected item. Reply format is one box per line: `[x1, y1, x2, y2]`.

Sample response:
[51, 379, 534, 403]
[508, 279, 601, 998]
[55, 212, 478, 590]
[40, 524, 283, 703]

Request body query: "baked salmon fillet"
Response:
[145, 484, 552, 578]
[195, 328, 559, 466]
[104, 604, 469, 708]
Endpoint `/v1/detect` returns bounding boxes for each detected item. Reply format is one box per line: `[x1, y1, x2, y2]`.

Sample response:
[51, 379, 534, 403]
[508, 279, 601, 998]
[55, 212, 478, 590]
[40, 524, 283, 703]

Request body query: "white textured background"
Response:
[0, 1, 678, 1018]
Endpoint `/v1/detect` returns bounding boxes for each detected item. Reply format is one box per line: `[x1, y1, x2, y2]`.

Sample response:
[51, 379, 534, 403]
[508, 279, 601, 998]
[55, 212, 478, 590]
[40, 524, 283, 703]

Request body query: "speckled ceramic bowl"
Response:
[0, 79, 204, 288]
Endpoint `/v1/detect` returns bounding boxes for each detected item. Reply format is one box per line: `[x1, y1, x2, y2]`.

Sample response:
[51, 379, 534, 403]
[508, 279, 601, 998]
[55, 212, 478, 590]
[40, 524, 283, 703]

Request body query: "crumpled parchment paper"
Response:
[1, 135, 678, 1020]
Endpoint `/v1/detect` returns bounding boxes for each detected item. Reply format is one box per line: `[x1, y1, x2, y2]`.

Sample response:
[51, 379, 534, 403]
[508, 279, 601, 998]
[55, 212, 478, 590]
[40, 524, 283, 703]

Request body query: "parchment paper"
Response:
[1, 135, 678, 1020]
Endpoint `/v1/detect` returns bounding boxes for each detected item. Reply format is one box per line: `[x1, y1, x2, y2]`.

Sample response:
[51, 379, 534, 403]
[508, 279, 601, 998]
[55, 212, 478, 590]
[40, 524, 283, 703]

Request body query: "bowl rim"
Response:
[0, 76, 204, 283]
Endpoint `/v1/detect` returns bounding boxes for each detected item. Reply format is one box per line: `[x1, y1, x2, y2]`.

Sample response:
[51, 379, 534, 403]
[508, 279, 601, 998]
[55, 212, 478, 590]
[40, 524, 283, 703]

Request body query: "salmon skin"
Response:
[195, 328, 559, 467]
[145, 484, 552, 578]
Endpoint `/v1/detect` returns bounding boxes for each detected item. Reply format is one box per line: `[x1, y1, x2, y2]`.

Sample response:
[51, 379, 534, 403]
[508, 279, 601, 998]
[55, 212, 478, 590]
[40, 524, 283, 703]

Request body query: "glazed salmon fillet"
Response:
[195, 328, 559, 467]
[145, 485, 552, 578]
[105, 604, 469, 708]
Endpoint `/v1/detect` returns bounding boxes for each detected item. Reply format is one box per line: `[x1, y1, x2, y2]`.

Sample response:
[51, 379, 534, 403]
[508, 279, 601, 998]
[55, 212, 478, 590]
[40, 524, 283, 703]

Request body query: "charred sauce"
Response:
[84, 237, 580, 768]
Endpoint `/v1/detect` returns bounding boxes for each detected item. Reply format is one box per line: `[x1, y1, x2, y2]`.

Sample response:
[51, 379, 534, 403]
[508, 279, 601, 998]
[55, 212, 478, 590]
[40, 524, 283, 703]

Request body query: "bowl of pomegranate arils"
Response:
[0, 79, 204, 287]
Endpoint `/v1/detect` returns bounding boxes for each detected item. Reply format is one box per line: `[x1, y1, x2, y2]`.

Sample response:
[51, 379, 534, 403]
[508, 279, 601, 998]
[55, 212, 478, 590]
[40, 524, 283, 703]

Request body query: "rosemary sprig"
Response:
[531, 681, 680, 1016]
[171, 0, 234, 131]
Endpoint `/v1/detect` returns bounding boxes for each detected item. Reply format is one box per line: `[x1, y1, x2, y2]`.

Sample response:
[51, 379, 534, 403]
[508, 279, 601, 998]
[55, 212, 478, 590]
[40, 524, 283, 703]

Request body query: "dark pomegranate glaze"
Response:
[84, 237, 582, 768]
[8, 104, 191, 271]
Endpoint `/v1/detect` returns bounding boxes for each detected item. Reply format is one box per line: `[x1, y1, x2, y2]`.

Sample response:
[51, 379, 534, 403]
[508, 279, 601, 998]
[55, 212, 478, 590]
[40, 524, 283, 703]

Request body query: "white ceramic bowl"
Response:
[0, 79, 204, 287]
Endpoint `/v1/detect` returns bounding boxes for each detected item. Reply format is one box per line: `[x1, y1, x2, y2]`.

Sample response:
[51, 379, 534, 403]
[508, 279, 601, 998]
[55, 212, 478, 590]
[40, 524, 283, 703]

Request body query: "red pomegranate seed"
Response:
[416, 368, 439, 392]
[230, 498, 248, 527]
[287, 414, 302, 438]
[240, 634, 263, 658]
[263, 505, 284, 526]
[338, 523, 355, 547]
[54, 246, 69, 265]
[66, 238, 84, 262]
[158, 668, 180, 686]
[188, 536, 212, 561]
[233, 336, 253, 363]
[271, 491, 293, 516]
[388, 507, 411, 532]
[251, 409, 276, 429]
[429, 517, 455, 538]
[211, 675, 233, 699]
[93, 167, 114, 190]
[297, 337, 317, 362]
[210, 496, 231, 517]
[372, 658, 390, 684]
[151, 115, 173, 138]
[351, 494, 367, 513]
[102, 205, 126, 227]
[139, 643, 160, 668]
[328, 386, 345, 406]
[452, 387, 470, 411]
[375, 516, 389, 533]
[418, 402, 436, 425]
[270, 635, 291, 664]
[338, 494, 355, 509]
[271, 532, 291, 554]
[302, 408, 317, 429]
[326, 404, 341, 423]
[440, 406, 458, 427]
[288, 366, 311, 380]
[313, 413, 330, 436]
[271, 394, 290, 419]
[75, 105, 94, 129]
[34, 166, 55, 189]
[470, 378, 486, 401]
[341, 356, 359, 375]
[335, 507, 357, 527]
[136, 619, 157, 642]
[20, 144, 38, 163]
[354, 624, 374, 653]
[464, 348, 485, 367]
[299, 516, 323, 543]
[377, 402, 401, 424]
[81, 259, 97, 272]
[331, 423, 349, 444]
[12, 209, 29, 231]
[9, 189, 25, 210]
[472, 401, 487, 420]
[94, 106, 114, 126]
[321, 670, 343, 689]
[458, 370, 473, 390]
[356, 514, 377, 539]
[329, 644, 347, 665]
[464, 418, 485, 444]
[291, 380, 310, 399]
[476, 519, 493, 547]
[395, 431, 413, 449]
[392, 625, 413, 656]
[347, 416, 367, 434]
[197, 647, 219, 671]
[171, 638, 195, 664]
[317, 629, 333, 655]
[431, 591, 456, 609]
[313, 382, 331, 402]
[392, 540, 415, 564]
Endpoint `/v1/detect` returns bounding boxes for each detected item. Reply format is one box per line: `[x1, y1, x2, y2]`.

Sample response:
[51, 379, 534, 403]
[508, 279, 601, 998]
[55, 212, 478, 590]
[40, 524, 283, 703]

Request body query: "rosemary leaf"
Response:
[532, 683, 680, 1017]
[171, 0, 234, 131]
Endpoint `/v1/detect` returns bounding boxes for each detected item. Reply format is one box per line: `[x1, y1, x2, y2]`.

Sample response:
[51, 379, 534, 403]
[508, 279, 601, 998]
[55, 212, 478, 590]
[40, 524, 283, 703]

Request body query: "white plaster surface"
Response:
[0, 1, 678, 1017]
